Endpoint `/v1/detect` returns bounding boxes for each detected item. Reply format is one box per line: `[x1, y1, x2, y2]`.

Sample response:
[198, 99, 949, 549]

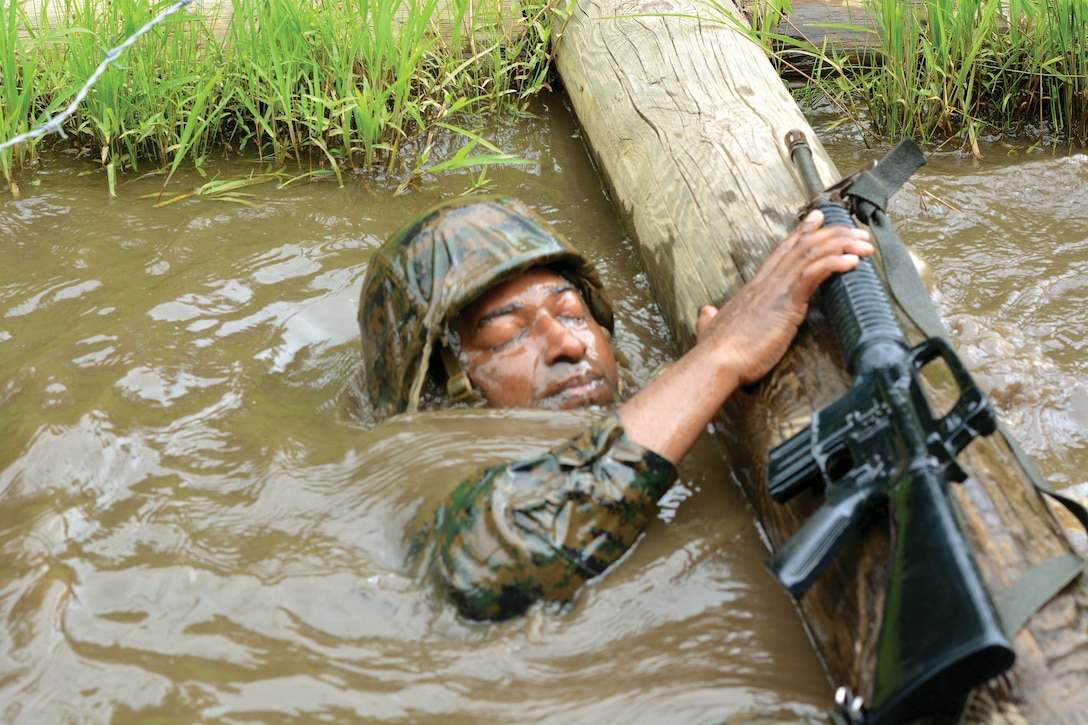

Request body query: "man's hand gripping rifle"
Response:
[768, 131, 1015, 725]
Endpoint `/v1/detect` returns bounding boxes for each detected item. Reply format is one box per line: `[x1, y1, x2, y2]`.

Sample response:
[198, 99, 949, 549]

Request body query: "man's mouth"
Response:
[539, 371, 612, 409]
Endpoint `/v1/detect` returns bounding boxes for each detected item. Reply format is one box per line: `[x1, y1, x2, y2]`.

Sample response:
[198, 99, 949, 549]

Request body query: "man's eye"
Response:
[554, 293, 587, 322]
[479, 324, 527, 352]
[492, 327, 528, 351]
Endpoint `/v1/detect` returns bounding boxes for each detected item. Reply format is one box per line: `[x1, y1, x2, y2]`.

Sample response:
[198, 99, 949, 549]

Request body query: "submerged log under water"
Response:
[554, 0, 1088, 721]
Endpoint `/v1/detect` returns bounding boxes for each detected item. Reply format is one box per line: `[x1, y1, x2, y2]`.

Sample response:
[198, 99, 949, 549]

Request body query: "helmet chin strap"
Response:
[439, 327, 479, 404]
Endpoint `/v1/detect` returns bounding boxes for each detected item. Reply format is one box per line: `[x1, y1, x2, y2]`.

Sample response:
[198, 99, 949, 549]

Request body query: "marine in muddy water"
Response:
[358, 196, 872, 621]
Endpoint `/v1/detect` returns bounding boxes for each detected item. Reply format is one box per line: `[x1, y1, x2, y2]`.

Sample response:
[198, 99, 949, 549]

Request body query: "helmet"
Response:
[358, 196, 614, 420]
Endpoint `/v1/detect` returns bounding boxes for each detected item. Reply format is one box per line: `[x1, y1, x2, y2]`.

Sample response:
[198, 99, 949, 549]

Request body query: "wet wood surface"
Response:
[554, 0, 1088, 721]
[737, 0, 881, 52]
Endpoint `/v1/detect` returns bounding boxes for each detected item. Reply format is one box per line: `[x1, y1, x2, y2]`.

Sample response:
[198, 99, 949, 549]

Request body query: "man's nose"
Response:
[538, 314, 587, 364]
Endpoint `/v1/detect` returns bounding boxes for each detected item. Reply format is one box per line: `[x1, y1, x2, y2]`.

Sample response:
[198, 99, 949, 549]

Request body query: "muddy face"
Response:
[455, 268, 619, 410]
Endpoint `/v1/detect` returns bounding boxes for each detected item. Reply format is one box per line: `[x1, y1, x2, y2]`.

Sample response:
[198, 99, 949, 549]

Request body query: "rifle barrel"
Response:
[785, 130, 824, 199]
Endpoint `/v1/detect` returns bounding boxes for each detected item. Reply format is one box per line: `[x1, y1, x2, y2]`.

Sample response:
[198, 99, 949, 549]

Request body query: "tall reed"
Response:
[0, 0, 564, 194]
[0, 1, 46, 194]
[747, 0, 1088, 151]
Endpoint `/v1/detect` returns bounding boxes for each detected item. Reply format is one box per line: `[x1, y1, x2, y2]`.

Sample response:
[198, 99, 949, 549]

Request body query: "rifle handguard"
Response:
[813, 202, 907, 373]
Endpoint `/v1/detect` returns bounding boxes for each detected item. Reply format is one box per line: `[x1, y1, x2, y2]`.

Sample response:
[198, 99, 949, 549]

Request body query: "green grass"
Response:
[856, 0, 1088, 151]
[747, 0, 1088, 153]
[14, 0, 1083, 194]
[0, 0, 568, 194]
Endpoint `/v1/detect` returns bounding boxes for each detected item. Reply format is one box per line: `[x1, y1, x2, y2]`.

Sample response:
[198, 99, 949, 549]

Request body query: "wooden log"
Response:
[738, 0, 882, 70]
[554, 0, 1088, 721]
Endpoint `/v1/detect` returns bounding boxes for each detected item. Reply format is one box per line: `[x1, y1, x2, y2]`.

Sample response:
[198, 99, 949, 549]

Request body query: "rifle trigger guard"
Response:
[908, 337, 998, 482]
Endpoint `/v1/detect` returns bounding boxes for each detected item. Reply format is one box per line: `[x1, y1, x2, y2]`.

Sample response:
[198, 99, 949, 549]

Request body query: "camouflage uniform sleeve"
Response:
[417, 411, 677, 621]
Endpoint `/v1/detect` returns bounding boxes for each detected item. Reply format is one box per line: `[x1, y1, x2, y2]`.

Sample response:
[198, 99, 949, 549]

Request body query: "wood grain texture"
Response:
[554, 0, 843, 347]
[555, 1, 1088, 721]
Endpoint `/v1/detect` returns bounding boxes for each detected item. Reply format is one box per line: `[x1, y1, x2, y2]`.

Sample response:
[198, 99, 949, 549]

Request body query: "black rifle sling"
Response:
[845, 142, 1088, 635]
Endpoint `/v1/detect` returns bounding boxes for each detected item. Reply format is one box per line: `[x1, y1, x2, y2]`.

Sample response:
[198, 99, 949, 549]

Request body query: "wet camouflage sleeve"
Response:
[415, 412, 676, 621]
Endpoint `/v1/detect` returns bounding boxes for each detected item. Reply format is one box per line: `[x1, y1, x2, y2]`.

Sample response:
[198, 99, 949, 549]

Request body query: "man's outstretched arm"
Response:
[618, 209, 872, 466]
[417, 209, 872, 620]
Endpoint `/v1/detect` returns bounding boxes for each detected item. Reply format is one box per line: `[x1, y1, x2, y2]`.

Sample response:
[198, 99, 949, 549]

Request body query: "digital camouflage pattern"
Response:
[412, 412, 676, 621]
[358, 196, 614, 420]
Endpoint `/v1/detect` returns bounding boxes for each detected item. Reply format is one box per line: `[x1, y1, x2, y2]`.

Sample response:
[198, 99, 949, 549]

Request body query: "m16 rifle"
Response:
[767, 131, 1016, 724]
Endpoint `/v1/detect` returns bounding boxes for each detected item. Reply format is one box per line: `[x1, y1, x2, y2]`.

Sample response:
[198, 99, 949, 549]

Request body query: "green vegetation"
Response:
[6, 0, 1084, 195]
[750, 0, 1088, 153]
[0, 0, 568, 194]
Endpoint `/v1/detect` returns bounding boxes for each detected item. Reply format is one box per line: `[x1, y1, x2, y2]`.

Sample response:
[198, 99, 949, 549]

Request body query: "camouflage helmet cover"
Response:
[359, 196, 614, 419]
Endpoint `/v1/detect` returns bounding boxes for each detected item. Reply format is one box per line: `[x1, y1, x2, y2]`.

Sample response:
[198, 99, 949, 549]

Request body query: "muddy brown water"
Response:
[1, 94, 1086, 723]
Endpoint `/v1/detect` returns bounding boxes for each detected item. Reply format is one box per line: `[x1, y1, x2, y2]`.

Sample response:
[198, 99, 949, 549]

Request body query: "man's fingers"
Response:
[777, 227, 873, 299]
[794, 227, 872, 264]
[799, 251, 865, 293]
[765, 209, 826, 261]
[755, 215, 874, 303]
[774, 216, 869, 259]
[695, 304, 719, 338]
[802, 225, 871, 248]
[844, 238, 875, 257]
[801, 208, 824, 230]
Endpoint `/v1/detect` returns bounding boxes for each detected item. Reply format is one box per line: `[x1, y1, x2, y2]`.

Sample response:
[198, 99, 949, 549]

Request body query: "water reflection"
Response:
[902, 149, 1088, 490]
[2, 96, 1086, 722]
